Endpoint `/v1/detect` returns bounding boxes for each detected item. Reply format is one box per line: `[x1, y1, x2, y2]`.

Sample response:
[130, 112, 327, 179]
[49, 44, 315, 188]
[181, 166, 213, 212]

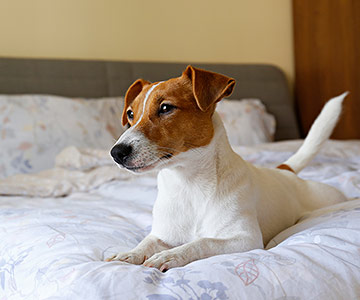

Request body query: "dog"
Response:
[106, 65, 348, 272]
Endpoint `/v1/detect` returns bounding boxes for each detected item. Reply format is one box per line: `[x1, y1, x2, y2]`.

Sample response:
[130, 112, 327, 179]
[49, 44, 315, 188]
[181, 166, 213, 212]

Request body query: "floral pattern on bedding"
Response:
[0, 95, 125, 178]
[143, 269, 229, 300]
[1, 194, 360, 299]
[0, 141, 359, 299]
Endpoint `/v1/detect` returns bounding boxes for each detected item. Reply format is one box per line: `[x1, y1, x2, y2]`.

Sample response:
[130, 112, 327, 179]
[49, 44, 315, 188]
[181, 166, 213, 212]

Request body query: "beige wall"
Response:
[0, 0, 294, 83]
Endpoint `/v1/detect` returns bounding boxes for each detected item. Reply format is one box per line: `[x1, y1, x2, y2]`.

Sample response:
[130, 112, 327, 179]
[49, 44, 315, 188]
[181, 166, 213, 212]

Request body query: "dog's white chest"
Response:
[150, 168, 224, 246]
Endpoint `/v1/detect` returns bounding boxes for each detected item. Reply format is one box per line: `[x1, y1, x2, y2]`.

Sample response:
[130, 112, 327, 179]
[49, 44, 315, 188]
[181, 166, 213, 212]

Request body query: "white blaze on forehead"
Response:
[115, 81, 163, 145]
[133, 81, 163, 128]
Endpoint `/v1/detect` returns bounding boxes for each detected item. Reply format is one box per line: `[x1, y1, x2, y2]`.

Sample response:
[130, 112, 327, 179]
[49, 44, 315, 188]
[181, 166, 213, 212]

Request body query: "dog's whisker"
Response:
[157, 150, 174, 157]
[156, 146, 180, 153]
[183, 143, 203, 153]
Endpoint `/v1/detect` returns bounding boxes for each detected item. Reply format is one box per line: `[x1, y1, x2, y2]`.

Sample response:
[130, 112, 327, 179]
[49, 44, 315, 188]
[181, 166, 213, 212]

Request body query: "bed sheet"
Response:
[0, 140, 359, 299]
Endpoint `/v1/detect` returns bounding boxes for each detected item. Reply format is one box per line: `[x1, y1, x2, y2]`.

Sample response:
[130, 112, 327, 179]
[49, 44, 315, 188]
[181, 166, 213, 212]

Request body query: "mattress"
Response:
[1, 140, 360, 299]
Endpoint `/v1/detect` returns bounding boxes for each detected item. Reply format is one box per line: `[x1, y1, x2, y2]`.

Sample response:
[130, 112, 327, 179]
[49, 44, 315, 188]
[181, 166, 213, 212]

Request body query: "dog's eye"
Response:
[159, 103, 175, 115]
[127, 110, 134, 120]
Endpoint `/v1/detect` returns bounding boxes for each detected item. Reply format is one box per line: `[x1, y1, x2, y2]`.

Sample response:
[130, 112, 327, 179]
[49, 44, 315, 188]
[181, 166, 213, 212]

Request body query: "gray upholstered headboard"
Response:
[0, 57, 299, 140]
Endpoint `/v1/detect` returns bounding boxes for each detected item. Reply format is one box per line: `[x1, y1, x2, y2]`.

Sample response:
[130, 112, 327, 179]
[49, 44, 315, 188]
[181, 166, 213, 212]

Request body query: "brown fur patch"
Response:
[137, 77, 215, 156]
[277, 164, 295, 173]
[123, 66, 235, 157]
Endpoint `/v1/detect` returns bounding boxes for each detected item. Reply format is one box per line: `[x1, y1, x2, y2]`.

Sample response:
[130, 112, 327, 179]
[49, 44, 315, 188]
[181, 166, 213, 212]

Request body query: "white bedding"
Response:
[1, 140, 360, 299]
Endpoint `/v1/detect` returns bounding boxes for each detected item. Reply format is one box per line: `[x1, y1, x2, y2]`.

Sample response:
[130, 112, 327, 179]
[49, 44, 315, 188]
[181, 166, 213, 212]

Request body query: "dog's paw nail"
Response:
[142, 261, 152, 268]
[105, 256, 116, 262]
[106, 252, 145, 265]
[160, 264, 169, 272]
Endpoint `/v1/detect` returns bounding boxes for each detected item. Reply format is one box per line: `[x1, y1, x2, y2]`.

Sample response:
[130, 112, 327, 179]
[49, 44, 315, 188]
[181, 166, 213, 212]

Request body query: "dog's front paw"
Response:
[143, 250, 188, 272]
[106, 251, 147, 265]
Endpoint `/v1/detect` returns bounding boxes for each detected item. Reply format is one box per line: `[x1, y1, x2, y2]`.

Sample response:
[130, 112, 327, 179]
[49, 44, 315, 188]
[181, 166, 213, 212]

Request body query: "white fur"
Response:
[113, 82, 163, 171]
[284, 92, 348, 173]
[107, 93, 348, 271]
[115, 82, 163, 145]
[134, 82, 163, 129]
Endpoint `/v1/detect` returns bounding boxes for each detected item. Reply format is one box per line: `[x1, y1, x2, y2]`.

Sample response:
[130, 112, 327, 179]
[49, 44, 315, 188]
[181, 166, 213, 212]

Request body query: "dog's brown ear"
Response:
[122, 79, 151, 126]
[182, 65, 235, 111]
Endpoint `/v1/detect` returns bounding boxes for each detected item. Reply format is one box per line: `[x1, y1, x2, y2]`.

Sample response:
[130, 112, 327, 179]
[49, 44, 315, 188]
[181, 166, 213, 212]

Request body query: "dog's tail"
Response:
[278, 92, 348, 174]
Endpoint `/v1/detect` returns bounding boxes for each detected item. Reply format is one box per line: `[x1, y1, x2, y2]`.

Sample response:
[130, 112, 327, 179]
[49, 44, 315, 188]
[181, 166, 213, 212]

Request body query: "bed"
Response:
[0, 57, 359, 299]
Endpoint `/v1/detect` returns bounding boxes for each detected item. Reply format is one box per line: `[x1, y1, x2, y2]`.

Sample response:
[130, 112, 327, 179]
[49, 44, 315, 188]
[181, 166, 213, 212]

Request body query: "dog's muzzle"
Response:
[110, 143, 133, 166]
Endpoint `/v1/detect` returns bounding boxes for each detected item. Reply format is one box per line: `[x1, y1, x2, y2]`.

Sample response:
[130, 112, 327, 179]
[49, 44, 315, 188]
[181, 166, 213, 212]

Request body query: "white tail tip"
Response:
[283, 91, 349, 174]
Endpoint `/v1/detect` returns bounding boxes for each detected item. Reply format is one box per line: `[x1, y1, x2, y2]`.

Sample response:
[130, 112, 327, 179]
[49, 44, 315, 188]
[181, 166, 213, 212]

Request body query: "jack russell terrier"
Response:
[106, 66, 348, 272]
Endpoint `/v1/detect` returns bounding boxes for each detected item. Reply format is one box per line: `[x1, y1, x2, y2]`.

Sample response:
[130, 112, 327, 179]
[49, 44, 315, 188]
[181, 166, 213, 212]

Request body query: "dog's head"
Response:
[111, 65, 235, 173]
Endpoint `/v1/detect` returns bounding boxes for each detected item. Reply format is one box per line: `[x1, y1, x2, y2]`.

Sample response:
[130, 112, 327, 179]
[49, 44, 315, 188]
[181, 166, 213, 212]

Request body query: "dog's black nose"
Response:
[111, 143, 133, 164]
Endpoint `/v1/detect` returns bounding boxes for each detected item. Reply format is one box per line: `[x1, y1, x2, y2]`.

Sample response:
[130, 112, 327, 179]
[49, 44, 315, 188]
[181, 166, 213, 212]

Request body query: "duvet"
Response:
[1, 140, 360, 299]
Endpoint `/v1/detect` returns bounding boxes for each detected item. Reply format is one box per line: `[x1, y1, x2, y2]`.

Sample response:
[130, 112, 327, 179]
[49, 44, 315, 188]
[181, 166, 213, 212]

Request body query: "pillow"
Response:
[216, 99, 276, 146]
[0, 95, 125, 178]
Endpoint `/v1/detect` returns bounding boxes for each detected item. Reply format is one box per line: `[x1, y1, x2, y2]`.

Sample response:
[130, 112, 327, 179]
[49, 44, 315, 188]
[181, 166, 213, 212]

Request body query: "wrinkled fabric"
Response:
[0, 146, 143, 197]
[0, 140, 359, 299]
[0, 95, 125, 178]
